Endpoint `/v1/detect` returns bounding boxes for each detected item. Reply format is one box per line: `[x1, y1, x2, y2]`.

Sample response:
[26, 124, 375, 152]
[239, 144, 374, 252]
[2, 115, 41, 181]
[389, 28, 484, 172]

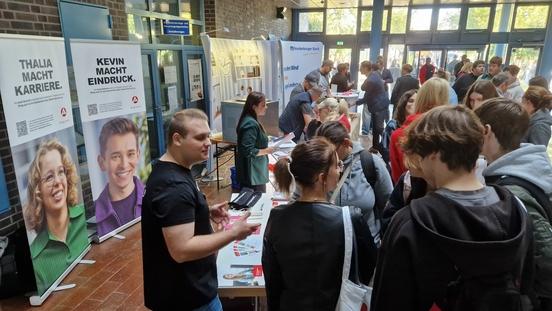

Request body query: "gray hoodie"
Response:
[332, 142, 393, 242]
[483, 143, 552, 196]
[505, 79, 524, 103]
[522, 109, 552, 147]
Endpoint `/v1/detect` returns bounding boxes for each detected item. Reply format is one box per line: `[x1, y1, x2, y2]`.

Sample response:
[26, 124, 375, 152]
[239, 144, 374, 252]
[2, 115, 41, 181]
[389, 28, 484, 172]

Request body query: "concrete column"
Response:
[370, 0, 384, 62]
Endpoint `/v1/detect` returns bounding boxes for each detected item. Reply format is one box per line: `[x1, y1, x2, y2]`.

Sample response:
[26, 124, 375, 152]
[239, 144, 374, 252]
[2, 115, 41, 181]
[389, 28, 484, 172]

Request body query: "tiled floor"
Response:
[0, 152, 250, 311]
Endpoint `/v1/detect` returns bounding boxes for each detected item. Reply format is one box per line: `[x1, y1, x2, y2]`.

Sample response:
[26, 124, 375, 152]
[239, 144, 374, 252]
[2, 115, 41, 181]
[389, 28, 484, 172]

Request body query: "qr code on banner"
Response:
[87, 104, 98, 116]
[16, 120, 28, 137]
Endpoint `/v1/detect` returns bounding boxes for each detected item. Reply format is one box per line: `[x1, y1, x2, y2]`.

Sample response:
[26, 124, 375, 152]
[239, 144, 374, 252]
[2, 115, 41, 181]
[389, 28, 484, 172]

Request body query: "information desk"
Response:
[335, 91, 359, 113]
[217, 193, 273, 299]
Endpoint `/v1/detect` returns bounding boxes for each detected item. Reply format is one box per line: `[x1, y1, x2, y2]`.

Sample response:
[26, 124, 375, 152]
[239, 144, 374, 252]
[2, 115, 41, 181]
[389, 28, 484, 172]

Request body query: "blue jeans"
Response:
[193, 296, 223, 311]
[362, 104, 372, 135]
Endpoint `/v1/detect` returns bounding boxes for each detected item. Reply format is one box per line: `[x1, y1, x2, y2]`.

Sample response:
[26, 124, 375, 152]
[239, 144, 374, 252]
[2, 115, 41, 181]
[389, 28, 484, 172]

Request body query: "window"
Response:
[128, 14, 151, 43]
[326, 8, 357, 35]
[152, 0, 178, 15]
[126, 0, 148, 11]
[493, 4, 514, 32]
[466, 7, 490, 30]
[514, 5, 550, 29]
[360, 10, 388, 32]
[153, 18, 182, 44]
[409, 8, 432, 31]
[390, 7, 408, 34]
[180, 0, 201, 20]
[298, 12, 324, 32]
[487, 44, 508, 62]
[437, 8, 461, 30]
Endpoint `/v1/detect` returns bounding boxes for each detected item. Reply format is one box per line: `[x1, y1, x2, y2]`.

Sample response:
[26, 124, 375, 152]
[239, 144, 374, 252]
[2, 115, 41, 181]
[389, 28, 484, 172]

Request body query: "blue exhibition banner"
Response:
[0, 158, 10, 214]
[162, 20, 190, 36]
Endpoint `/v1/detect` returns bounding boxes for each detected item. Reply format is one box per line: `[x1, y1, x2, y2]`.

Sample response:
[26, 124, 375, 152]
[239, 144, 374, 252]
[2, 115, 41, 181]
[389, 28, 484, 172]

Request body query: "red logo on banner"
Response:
[131, 96, 139, 104]
[60, 107, 67, 117]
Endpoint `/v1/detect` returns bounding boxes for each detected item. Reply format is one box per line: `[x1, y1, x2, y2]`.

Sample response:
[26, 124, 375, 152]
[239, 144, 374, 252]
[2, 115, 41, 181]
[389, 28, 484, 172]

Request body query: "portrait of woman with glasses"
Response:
[23, 138, 89, 295]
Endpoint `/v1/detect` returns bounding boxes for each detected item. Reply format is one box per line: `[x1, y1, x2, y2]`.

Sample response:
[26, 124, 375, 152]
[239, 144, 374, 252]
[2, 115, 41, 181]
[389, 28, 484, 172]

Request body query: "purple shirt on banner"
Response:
[94, 176, 144, 237]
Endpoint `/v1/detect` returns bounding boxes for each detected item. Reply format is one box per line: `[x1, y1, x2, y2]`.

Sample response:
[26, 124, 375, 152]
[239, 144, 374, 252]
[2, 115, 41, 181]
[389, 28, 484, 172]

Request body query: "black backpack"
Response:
[359, 149, 382, 213]
[444, 272, 525, 311]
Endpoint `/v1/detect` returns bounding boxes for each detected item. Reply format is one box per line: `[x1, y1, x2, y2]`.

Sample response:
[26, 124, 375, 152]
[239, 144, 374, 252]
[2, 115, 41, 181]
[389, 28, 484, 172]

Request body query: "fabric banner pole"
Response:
[0, 33, 91, 305]
[69, 39, 150, 243]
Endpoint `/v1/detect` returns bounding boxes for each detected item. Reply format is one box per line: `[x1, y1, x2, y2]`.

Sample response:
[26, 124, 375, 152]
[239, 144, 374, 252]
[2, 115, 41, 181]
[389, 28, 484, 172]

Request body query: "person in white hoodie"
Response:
[504, 65, 525, 103]
[475, 97, 552, 311]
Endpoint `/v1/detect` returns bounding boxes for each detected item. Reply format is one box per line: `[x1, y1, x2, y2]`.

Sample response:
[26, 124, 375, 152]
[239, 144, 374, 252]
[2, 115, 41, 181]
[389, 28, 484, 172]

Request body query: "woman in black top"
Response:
[263, 138, 375, 311]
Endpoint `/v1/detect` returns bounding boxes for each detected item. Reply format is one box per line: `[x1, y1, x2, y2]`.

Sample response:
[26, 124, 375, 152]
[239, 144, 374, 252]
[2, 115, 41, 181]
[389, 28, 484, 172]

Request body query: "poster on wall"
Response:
[70, 39, 150, 242]
[0, 158, 10, 214]
[0, 34, 90, 305]
[201, 36, 265, 132]
[188, 58, 204, 102]
[280, 40, 324, 104]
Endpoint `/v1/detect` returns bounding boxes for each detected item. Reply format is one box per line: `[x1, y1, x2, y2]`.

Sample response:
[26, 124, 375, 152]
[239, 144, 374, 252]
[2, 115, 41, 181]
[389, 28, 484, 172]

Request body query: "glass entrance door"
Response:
[407, 49, 443, 80]
[508, 47, 541, 87]
[141, 51, 164, 160]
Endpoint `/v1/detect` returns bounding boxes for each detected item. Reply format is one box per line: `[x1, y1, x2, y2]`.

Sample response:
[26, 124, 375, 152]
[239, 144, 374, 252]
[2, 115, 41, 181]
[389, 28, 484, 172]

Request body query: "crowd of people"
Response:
[139, 54, 552, 311]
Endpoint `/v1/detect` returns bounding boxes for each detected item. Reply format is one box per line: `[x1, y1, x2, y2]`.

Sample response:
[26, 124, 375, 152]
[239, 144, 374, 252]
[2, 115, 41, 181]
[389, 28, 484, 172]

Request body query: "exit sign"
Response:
[336, 41, 344, 46]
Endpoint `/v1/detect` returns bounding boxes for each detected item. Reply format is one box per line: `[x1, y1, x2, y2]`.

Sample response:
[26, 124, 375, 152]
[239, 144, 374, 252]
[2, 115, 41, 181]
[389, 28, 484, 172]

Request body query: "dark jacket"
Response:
[279, 91, 313, 142]
[371, 185, 534, 311]
[263, 202, 376, 311]
[330, 73, 351, 93]
[236, 115, 269, 186]
[357, 71, 390, 113]
[452, 73, 478, 102]
[523, 109, 552, 147]
[390, 75, 419, 106]
[381, 68, 393, 92]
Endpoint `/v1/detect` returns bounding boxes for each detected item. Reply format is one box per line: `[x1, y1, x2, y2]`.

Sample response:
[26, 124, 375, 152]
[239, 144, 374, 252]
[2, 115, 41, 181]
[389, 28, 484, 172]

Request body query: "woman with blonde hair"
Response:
[24, 138, 89, 295]
[457, 61, 473, 79]
[389, 77, 450, 182]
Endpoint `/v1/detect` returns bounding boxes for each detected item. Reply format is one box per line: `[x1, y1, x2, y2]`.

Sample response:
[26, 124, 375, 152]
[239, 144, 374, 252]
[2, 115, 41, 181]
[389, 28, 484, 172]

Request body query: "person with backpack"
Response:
[263, 138, 376, 310]
[371, 105, 534, 311]
[316, 121, 393, 246]
[475, 97, 552, 311]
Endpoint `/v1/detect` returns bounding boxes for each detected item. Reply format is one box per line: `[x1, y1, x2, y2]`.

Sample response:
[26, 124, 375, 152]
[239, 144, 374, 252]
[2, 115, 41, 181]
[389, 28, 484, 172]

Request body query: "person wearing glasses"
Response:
[236, 92, 275, 192]
[23, 139, 89, 295]
[264, 138, 375, 310]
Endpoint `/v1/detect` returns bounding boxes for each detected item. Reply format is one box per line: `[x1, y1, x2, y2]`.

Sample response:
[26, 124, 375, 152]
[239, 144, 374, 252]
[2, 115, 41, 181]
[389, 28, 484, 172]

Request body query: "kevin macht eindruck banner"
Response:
[0, 34, 90, 304]
[70, 39, 150, 242]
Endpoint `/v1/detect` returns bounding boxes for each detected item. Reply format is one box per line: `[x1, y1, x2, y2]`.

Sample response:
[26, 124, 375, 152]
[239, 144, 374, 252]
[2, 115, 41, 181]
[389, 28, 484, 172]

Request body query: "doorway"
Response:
[508, 46, 541, 87]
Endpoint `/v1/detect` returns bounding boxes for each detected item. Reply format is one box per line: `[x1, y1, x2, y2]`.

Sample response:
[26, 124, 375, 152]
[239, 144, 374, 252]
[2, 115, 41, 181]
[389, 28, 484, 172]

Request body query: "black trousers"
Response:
[371, 109, 389, 153]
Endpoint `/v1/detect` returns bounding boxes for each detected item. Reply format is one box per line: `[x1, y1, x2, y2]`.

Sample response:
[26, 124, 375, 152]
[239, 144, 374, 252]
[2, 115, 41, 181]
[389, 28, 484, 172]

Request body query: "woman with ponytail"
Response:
[521, 86, 552, 146]
[263, 138, 375, 311]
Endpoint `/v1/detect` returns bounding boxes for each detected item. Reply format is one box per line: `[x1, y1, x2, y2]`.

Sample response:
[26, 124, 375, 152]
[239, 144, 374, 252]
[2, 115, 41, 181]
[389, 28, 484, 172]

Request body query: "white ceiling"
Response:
[281, 0, 547, 8]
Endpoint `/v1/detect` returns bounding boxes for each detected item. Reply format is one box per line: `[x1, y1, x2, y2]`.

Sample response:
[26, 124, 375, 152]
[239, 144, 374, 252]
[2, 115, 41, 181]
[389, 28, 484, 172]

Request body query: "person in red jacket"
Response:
[389, 78, 450, 183]
[418, 57, 436, 85]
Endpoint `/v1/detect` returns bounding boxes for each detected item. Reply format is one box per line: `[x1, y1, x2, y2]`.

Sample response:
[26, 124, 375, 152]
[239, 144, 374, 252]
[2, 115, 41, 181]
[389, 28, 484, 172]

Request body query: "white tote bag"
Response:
[336, 206, 372, 311]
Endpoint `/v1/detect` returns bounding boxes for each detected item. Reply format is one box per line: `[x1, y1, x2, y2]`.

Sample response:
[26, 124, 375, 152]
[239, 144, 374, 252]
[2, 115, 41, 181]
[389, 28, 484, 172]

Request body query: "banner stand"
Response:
[97, 217, 141, 243]
[29, 245, 92, 306]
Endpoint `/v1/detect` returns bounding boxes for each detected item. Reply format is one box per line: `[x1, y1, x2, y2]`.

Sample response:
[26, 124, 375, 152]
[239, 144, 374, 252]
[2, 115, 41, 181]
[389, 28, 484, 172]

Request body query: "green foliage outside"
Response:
[299, 12, 323, 32]
[437, 8, 460, 31]
[326, 8, 357, 35]
[134, 114, 153, 182]
[466, 7, 490, 30]
[514, 5, 549, 29]
[390, 7, 407, 34]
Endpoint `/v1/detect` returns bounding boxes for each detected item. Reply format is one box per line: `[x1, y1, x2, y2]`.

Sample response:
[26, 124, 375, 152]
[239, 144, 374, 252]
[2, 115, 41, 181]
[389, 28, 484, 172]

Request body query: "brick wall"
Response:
[205, 0, 291, 40]
[0, 0, 128, 235]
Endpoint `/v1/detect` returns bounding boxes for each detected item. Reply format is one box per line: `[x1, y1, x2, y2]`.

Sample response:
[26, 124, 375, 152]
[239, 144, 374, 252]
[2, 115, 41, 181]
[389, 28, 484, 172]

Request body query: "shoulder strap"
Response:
[495, 175, 552, 222]
[360, 149, 377, 188]
[340, 206, 360, 284]
[330, 159, 355, 204]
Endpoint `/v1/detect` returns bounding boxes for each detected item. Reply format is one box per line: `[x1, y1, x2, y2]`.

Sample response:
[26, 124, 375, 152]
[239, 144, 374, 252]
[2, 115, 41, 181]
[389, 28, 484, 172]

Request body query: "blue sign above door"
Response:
[162, 20, 190, 36]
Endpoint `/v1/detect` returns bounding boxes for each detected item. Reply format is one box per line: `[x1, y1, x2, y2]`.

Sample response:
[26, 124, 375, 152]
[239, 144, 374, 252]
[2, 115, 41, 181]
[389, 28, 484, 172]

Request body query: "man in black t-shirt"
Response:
[141, 108, 260, 310]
